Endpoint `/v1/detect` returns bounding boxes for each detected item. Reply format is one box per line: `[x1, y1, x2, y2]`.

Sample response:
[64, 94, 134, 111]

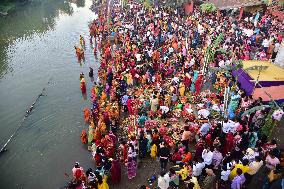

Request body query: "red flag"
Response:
[189, 1, 194, 13]
[185, 1, 194, 14]
[239, 7, 244, 20]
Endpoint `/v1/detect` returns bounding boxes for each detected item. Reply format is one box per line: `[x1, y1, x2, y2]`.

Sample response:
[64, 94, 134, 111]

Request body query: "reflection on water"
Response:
[72, 0, 86, 7]
[0, 0, 88, 78]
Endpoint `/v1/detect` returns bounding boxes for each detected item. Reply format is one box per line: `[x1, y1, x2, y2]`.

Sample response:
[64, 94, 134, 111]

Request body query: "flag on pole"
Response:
[189, 1, 194, 13]
[239, 7, 244, 20]
[185, 1, 194, 14]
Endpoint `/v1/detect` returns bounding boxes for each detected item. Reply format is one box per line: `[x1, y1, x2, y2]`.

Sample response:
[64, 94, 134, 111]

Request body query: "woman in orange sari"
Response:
[98, 116, 107, 135]
[83, 108, 91, 123]
[81, 130, 87, 144]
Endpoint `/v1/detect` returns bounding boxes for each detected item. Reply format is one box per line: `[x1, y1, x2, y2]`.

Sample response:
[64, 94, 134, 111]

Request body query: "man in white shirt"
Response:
[171, 76, 179, 84]
[135, 53, 142, 62]
[221, 165, 231, 181]
[168, 46, 174, 54]
[160, 106, 169, 114]
[272, 42, 280, 61]
[274, 42, 280, 53]
[202, 148, 213, 165]
[262, 38, 269, 52]
[192, 161, 205, 177]
[158, 171, 170, 189]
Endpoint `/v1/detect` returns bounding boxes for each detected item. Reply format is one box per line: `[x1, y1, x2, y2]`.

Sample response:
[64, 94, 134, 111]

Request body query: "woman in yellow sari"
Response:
[165, 93, 171, 107]
[179, 82, 186, 97]
[126, 73, 133, 86]
[97, 175, 109, 189]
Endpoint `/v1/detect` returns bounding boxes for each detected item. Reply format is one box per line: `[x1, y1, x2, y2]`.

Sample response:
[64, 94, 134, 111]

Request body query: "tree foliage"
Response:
[200, 3, 217, 13]
[143, 0, 152, 10]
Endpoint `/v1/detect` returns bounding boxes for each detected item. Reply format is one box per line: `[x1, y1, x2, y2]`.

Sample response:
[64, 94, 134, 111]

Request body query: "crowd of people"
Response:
[68, 1, 284, 189]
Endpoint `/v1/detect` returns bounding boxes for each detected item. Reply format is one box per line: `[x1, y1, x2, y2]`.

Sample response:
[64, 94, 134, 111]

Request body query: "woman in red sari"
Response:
[110, 159, 121, 184]
[223, 132, 234, 155]
[195, 74, 203, 94]
[184, 73, 191, 89]
[127, 97, 134, 115]
[80, 77, 86, 93]
[194, 139, 205, 161]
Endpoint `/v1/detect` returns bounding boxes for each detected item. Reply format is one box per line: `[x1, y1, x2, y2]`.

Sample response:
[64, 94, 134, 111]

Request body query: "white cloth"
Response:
[222, 120, 237, 134]
[172, 77, 179, 83]
[186, 108, 193, 114]
[160, 106, 170, 114]
[274, 43, 280, 53]
[272, 109, 284, 121]
[189, 58, 195, 67]
[192, 162, 205, 176]
[198, 109, 210, 118]
[158, 173, 170, 189]
[128, 148, 137, 158]
[135, 53, 142, 61]
[212, 104, 220, 111]
[221, 170, 231, 181]
[200, 123, 211, 136]
[262, 39, 269, 48]
[168, 47, 174, 53]
[202, 149, 213, 165]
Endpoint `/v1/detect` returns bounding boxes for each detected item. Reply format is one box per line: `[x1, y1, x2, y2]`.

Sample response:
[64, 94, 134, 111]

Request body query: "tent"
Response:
[233, 61, 284, 103]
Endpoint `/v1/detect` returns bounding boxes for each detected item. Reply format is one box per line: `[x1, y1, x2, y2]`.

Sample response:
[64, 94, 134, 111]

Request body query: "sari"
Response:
[195, 75, 203, 94]
[179, 83, 186, 96]
[110, 160, 121, 184]
[83, 108, 91, 123]
[224, 132, 234, 155]
[127, 159, 137, 179]
[98, 176, 109, 189]
[80, 82, 86, 93]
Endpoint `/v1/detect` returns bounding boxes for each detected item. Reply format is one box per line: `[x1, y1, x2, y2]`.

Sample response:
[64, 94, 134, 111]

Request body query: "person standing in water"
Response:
[74, 46, 85, 62]
[80, 73, 86, 93]
[80, 35, 86, 48]
[89, 67, 94, 78]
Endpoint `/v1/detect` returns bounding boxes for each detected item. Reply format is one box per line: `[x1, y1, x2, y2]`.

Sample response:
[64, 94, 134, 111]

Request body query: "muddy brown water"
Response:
[0, 0, 101, 188]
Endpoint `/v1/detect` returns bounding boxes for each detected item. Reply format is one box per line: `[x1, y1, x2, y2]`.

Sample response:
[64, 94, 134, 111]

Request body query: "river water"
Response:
[0, 0, 98, 188]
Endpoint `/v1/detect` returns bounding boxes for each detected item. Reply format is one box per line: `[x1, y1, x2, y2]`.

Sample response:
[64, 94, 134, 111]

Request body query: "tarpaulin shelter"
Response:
[233, 61, 284, 103]
[208, 0, 264, 10]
